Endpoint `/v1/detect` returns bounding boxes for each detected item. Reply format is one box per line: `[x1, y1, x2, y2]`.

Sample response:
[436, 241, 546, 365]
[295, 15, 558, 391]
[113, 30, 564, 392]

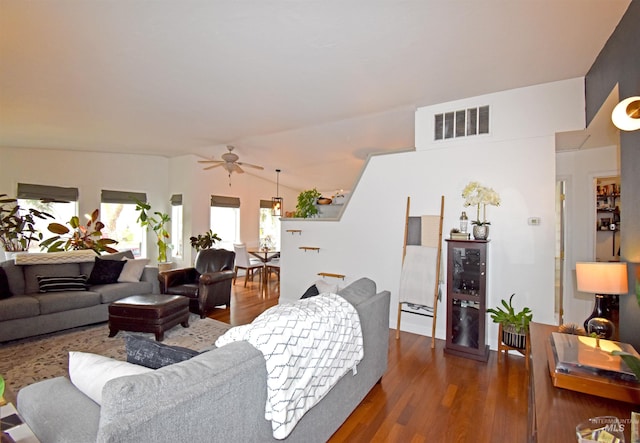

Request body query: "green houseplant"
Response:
[40, 209, 119, 254]
[487, 293, 533, 350]
[189, 229, 222, 252]
[612, 351, 640, 381]
[294, 188, 322, 218]
[134, 200, 171, 263]
[0, 194, 53, 253]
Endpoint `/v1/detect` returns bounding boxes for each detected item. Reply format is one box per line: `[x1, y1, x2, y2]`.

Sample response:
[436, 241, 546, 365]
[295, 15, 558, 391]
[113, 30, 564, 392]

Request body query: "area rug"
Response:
[0, 314, 231, 392]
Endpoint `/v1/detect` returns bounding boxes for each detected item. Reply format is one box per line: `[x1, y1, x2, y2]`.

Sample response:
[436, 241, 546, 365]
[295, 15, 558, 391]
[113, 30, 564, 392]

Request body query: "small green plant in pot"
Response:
[294, 188, 322, 218]
[487, 293, 532, 350]
[189, 229, 222, 252]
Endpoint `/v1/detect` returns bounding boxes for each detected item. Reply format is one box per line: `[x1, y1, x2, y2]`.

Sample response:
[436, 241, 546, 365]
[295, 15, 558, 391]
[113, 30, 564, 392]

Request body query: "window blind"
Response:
[260, 199, 273, 209]
[101, 190, 147, 204]
[170, 194, 182, 206]
[17, 183, 79, 202]
[210, 195, 240, 208]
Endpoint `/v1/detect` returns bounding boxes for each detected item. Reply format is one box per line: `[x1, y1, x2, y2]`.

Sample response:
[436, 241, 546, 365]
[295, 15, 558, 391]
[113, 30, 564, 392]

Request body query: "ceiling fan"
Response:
[198, 145, 264, 181]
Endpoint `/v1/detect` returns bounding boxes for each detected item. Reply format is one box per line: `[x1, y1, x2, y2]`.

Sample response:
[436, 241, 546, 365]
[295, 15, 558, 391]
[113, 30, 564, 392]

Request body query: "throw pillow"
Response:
[68, 351, 153, 405]
[37, 275, 88, 293]
[118, 258, 150, 283]
[301, 284, 319, 299]
[125, 334, 200, 369]
[87, 257, 126, 285]
[0, 267, 13, 299]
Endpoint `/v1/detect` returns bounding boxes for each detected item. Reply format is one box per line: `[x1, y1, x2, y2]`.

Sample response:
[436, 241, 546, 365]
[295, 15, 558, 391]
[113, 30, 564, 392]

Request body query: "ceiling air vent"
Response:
[434, 105, 489, 141]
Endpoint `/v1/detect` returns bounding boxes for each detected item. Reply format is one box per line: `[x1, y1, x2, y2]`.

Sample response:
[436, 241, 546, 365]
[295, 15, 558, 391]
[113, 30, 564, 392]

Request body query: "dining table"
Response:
[248, 249, 280, 264]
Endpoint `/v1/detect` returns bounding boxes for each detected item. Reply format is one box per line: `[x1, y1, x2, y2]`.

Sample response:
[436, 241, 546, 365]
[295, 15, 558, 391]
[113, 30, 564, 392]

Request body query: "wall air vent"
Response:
[434, 105, 489, 141]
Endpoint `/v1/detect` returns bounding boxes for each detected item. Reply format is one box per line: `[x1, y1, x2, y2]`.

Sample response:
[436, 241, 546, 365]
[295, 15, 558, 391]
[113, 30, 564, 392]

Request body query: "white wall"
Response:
[556, 144, 619, 326]
[0, 146, 169, 264]
[281, 78, 586, 350]
[0, 148, 298, 266]
[167, 155, 299, 267]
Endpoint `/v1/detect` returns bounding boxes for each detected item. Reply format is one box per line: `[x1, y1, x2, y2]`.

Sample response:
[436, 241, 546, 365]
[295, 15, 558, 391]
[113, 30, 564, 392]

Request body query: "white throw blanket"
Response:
[399, 245, 439, 306]
[215, 293, 363, 439]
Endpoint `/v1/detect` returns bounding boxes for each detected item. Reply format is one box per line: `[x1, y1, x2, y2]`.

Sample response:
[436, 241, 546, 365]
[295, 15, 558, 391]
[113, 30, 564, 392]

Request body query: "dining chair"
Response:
[265, 259, 280, 288]
[233, 244, 264, 287]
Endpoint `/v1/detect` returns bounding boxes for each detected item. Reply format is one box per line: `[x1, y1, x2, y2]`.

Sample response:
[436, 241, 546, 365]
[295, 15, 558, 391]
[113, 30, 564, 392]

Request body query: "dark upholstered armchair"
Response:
[158, 248, 236, 318]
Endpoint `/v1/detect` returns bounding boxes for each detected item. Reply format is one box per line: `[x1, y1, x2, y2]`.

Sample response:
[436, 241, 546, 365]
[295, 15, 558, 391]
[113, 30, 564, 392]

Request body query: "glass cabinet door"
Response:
[445, 240, 489, 361]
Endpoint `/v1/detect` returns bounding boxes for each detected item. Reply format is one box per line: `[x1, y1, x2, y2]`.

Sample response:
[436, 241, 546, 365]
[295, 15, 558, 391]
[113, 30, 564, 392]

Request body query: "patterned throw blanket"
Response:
[215, 293, 363, 439]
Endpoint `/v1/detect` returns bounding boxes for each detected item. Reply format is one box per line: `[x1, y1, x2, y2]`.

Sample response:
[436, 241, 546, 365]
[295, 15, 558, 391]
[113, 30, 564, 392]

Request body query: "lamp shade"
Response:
[576, 262, 628, 294]
[611, 96, 640, 131]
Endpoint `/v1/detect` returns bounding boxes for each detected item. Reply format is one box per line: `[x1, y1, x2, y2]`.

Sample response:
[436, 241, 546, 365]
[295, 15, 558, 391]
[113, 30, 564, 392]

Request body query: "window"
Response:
[170, 194, 183, 258]
[259, 200, 281, 250]
[210, 195, 240, 251]
[100, 190, 146, 258]
[17, 183, 79, 251]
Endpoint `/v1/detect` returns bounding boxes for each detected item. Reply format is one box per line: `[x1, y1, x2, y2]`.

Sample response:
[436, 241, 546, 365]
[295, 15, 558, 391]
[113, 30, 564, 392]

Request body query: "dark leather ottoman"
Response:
[108, 294, 190, 341]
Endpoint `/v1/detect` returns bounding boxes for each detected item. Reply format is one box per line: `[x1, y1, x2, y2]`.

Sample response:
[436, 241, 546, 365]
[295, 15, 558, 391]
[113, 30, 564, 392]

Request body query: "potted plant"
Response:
[461, 182, 500, 240]
[294, 188, 322, 218]
[134, 200, 171, 263]
[487, 293, 533, 350]
[189, 229, 222, 252]
[0, 194, 53, 255]
[40, 209, 119, 254]
[612, 351, 640, 381]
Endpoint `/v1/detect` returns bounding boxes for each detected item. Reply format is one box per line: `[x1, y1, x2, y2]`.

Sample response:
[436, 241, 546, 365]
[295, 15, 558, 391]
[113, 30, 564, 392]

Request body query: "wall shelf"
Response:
[317, 272, 345, 280]
[299, 246, 320, 252]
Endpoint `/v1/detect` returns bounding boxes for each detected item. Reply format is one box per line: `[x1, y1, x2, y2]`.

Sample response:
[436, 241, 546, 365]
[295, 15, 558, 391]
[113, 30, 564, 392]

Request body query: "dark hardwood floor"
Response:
[209, 279, 529, 443]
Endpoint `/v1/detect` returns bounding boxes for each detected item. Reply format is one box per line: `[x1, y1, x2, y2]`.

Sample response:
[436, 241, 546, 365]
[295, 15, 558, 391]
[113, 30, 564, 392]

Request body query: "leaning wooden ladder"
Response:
[395, 195, 445, 349]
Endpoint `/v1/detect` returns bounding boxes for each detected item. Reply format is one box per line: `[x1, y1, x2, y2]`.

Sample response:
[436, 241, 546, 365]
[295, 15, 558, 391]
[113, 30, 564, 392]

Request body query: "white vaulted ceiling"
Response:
[0, 1, 631, 191]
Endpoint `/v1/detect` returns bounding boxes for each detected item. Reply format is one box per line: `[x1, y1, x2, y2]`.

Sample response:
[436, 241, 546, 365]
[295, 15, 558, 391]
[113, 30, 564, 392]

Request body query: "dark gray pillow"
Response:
[88, 257, 126, 285]
[301, 284, 319, 299]
[37, 274, 88, 292]
[0, 267, 13, 299]
[125, 335, 199, 369]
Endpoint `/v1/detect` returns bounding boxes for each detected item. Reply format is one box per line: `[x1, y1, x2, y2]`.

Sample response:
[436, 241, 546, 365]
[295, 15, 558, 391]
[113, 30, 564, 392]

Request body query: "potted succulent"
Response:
[294, 188, 322, 218]
[487, 293, 533, 350]
[40, 209, 119, 254]
[0, 194, 53, 255]
[134, 200, 171, 263]
[189, 229, 222, 252]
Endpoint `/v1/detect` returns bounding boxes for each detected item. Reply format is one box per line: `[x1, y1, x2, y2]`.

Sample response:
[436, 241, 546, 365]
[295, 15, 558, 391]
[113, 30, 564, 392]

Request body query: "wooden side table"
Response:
[496, 323, 530, 370]
[528, 322, 637, 443]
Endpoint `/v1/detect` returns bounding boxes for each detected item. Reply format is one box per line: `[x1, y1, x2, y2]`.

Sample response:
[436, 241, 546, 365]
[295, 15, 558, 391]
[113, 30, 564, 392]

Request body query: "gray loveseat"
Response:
[0, 251, 159, 342]
[17, 277, 391, 443]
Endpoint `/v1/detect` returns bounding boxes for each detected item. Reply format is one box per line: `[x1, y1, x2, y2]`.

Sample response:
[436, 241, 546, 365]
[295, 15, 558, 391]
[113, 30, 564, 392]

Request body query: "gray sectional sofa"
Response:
[17, 277, 391, 443]
[0, 251, 159, 342]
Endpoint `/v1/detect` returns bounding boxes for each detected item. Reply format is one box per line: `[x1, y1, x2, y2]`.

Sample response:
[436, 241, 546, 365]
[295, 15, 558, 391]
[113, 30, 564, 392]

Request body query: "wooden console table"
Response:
[529, 322, 638, 442]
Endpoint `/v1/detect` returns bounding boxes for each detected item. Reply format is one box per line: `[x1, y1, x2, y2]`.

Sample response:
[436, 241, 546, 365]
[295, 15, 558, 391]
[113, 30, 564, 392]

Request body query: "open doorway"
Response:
[595, 175, 621, 262]
[554, 180, 566, 325]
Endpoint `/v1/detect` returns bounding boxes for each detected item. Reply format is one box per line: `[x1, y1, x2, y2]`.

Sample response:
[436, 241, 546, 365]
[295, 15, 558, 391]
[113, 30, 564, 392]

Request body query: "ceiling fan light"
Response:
[611, 96, 640, 131]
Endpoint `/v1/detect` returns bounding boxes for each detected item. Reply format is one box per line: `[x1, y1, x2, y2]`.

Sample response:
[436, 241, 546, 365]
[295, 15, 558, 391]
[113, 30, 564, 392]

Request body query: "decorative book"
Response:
[546, 332, 640, 404]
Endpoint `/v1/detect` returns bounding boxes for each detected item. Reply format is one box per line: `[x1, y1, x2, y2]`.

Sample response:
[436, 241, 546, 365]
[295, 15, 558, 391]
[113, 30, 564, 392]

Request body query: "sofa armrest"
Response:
[18, 377, 101, 443]
[140, 266, 160, 293]
[199, 270, 235, 285]
[158, 268, 197, 293]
